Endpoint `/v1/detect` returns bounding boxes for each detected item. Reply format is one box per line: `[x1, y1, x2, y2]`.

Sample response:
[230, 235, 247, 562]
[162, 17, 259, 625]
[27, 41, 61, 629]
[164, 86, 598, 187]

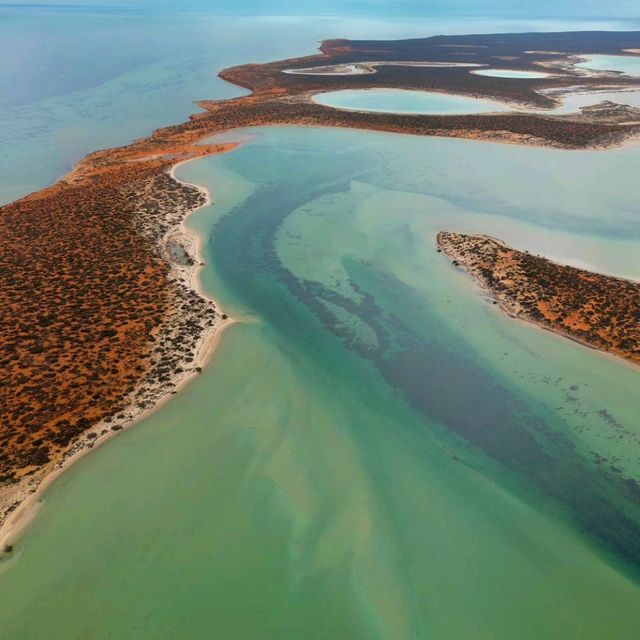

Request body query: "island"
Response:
[437, 232, 640, 365]
[2, 30, 640, 542]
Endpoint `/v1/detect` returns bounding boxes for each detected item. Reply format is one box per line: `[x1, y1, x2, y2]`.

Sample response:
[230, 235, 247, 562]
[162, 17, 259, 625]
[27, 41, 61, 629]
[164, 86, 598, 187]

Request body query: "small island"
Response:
[437, 232, 640, 365]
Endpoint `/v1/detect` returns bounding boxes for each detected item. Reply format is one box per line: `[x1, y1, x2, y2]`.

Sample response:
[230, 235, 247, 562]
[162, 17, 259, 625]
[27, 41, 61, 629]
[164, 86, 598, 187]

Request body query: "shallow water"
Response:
[4, 6, 532, 205]
[2, 5, 638, 204]
[284, 61, 482, 76]
[2, 126, 640, 638]
[549, 88, 640, 113]
[473, 68, 552, 78]
[4, 6, 640, 638]
[313, 88, 515, 114]
[576, 53, 640, 76]
[314, 84, 640, 116]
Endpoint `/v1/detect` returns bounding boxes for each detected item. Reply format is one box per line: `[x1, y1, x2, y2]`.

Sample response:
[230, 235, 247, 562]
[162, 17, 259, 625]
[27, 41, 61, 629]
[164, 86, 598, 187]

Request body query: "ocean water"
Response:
[0, 5, 497, 204]
[2, 5, 639, 204]
[1, 126, 640, 638]
[2, 6, 640, 639]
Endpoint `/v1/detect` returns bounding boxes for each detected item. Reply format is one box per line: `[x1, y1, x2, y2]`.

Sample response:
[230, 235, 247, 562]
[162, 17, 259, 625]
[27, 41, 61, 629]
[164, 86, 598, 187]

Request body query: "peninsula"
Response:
[437, 232, 640, 365]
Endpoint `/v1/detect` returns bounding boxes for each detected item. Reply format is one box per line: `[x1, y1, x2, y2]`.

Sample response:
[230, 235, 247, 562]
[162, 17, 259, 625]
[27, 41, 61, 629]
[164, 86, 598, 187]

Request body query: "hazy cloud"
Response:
[3, 0, 640, 18]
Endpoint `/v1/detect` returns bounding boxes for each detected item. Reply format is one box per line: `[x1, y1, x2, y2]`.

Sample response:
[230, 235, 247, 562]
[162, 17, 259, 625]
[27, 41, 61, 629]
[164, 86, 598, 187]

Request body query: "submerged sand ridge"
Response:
[2, 29, 640, 541]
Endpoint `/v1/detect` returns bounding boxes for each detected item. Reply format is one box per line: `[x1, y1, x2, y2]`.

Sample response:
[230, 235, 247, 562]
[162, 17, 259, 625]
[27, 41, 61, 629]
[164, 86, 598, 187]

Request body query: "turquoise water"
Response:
[1, 126, 640, 638]
[1, 6, 492, 205]
[549, 88, 640, 113]
[313, 85, 640, 116]
[3, 5, 639, 204]
[473, 68, 552, 78]
[576, 54, 640, 76]
[313, 88, 515, 113]
[3, 6, 640, 638]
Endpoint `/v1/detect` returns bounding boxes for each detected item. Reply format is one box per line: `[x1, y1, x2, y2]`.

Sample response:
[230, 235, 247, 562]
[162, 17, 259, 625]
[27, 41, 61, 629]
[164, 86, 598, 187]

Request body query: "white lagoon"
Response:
[472, 68, 552, 78]
[313, 88, 515, 114]
[576, 54, 640, 76]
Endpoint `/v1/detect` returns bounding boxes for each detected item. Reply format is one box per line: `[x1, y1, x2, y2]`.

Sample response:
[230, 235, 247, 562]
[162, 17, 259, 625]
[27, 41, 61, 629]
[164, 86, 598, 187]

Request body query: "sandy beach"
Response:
[0, 151, 239, 552]
[437, 231, 640, 370]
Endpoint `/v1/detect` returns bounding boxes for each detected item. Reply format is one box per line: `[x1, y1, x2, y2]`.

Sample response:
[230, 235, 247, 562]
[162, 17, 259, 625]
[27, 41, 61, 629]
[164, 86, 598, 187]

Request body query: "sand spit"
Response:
[0, 151, 236, 550]
[437, 232, 640, 367]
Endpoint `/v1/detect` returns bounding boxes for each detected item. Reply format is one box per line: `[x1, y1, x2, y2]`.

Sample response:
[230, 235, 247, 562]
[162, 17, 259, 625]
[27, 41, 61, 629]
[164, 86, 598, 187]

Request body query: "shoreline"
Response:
[239, 120, 640, 155]
[455, 254, 640, 374]
[309, 83, 640, 124]
[3, 29, 640, 552]
[437, 231, 640, 371]
[0, 152, 238, 552]
[310, 86, 522, 115]
[283, 60, 485, 76]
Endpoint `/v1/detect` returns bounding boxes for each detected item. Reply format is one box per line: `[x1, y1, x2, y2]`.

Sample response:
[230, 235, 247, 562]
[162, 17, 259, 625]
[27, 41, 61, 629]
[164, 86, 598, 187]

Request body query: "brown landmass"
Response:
[0, 144, 237, 533]
[437, 232, 640, 365]
[2, 30, 640, 540]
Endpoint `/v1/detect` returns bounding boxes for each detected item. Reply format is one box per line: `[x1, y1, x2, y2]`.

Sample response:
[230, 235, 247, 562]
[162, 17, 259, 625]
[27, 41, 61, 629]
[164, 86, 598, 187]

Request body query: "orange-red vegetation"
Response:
[437, 232, 640, 365]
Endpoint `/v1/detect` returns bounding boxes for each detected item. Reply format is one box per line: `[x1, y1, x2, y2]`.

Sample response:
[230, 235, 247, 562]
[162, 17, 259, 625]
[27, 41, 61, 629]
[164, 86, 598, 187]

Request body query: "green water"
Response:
[313, 88, 515, 114]
[549, 88, 640, 113]
[2, 127, 640, 638]
[577, 54, 640, 76]
[472, 69, 552, 78]
[313, 84, 640, 117]
[3, 5, 483, 205]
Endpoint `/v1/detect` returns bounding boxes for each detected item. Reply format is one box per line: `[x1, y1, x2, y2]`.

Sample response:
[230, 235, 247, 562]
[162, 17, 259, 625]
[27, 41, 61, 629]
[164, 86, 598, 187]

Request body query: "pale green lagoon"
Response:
[472, 68, 552, 78]
[549, 88, 640, 113]
[313, 88, 515, 114]
[577, 53, 640, 76]
[1, 126, 640, 638]
[314, 85, 640, 117]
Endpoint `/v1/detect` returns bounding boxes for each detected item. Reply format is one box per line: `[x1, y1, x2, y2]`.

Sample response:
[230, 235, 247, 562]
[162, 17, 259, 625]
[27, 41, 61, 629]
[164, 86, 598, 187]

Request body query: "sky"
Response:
[2, 1, 640, 18]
